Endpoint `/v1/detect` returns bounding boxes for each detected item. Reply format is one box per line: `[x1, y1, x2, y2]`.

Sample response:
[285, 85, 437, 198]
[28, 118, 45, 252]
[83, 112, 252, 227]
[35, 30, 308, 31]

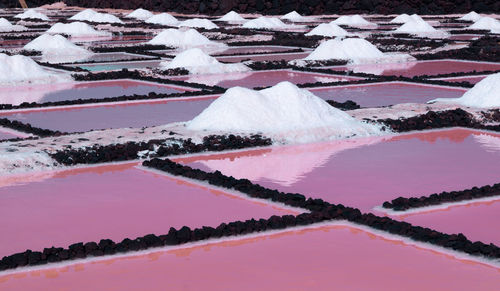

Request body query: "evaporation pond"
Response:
[179, 129, 500, 214]
[0, 163, 296, 257]
[309, 82, 465, 107]
[1, 224, 499, 290]
[0, 80, 193, 105]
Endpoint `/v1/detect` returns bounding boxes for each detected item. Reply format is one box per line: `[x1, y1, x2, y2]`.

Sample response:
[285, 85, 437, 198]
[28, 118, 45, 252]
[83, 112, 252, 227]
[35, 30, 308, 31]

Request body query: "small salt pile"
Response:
[126, 8, 154, 20]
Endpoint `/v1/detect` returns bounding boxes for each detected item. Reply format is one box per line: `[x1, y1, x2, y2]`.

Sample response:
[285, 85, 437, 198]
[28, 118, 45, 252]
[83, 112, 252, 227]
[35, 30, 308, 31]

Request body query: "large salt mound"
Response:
[468, 17, 500, 34]
[390, 13, 424, 24]
[187, 81, 383, 143]
[281, 11, 308, 22]
[145, 13, 179, 26]
[148, 28, 224, 48]
[47, 22, 111, 37]
[24, 34, 92, 63]
[126, 8, 154, 20]
[332, 15, 376, 27]
[394, 19, 449, 37]
[14, 9, 49, 21]
[459, 11, 481, 22]
[178, 18, 218, 30]
[0, 17, 26, 32]
[0, 53, 67, 85]
[429, 73, 500, 108]
[242, 16, 290, 29]
[304, 38, 384, 63]
[217, 11, 245, 22]
[305, 23, 348, 37]
[69, 9, 123, 24]
[161, 48, 249, 74]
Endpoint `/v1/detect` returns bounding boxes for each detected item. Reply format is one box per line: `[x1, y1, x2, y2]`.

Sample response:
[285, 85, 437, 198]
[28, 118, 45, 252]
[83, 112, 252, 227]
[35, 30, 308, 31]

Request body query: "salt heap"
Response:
[145, 13, 179, 26]
[0, 17, 26, 32]
[304, 38, 384, 64]
[394, 18, 449, 37]
[281, 11, 309, 22]
[0, 53, 67, 85]
[332, 15, 376, 27]
[24, 34, 93, 63]
[148, 28, 225, 48]
[14, 9, 49, 21]
[305, 23, 348, 37]
[161, 48, 249, 74]
[429, 73, 500, 108]
[468, 17, 500, 34]
[187, 81, 383, 143]
[69, 9, 123, 24]
[217, 11, 245, 22]
[459, 11, 481, 22]
[178, 18, 219, 30]
[47, 22, 111, 37]
[242, 16, 290, 29]
[390, 13, 424, 24]
[126, 8, 154, 20]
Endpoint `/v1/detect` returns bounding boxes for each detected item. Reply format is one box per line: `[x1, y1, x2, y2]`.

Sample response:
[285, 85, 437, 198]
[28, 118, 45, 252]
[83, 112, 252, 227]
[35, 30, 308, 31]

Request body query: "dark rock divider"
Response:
[416, 36, 500, 62]
[0, 118, 65, 137]
[383, 183, 500, 211]
[50, 134, 272, 166]
[326, 100, 360, 110]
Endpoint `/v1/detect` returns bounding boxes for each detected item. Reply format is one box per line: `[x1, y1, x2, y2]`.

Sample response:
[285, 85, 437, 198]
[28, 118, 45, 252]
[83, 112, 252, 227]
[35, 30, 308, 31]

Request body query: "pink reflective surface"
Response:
[310, 82, 465, 107]
[1, 96, 216, 133]
[1, 224, 499, 290]
[180, 129, 500, 214]
[0, 163, 295, 256]
[434, 75, 488, 84]
[172, 70, 363, 88]
[330, 60, 500, 77]
[0, 80, 190, 105]
[217, 52, 310, 63]
[0, 130, 17, 140]
[212, 46, 302, 55]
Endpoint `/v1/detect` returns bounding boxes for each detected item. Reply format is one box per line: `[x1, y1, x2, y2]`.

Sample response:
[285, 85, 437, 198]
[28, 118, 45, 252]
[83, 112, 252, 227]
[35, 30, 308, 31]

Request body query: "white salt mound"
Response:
[304, 38, 384, 63]
[24, 34, 91, 56]
[0, 17, 26, 32]
[0, 53, 67, 85]
[145, 13, 179, 26]
[468, 17, 500, 34]
[14, 9, 49, 21]
[161, 48, 249, 74]
[217, 11, 245, 22]
[429, 73, 500, 108]
[459, 11, 481, 22]
[332, 15, 376, 27]
[242, 16, 290, 29]
[69, 9, 123, 24]
[187, 81, 383, 143]
[394, 18, 449, 37]
[281, 11, 308, 22]
[305, 23, 348, 37]
[126, 8, 154, 20]
[390, 13, 424, 24]
[47, 22, 111, 37]
[0, 18, 12, 27]
[178, 18, 218, 30]
[148, 28, 224, 48]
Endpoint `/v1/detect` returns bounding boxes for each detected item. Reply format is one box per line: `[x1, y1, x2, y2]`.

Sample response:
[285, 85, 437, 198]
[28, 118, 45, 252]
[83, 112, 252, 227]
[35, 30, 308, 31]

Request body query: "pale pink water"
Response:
[32, 52, 156, 64]
[217, 52, 310, 63]
[172, 70, 363, 88]
[1, 95, 216, 133]
[1, 224, 499, 290]
[180, 129, 500, 214]
[433, 75, 488, 84]
[0, 130, 17, 140]
[0, 80, 190, 105]
[309, 82, 465, 107]
[0, 163, 295, 256]
[328, 60, 500, 77]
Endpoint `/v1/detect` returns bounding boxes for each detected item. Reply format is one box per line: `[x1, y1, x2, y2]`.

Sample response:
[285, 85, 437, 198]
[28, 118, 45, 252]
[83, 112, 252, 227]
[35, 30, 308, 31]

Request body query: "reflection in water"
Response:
[185, 71, 254, 87]
[474, 134, 500, 153]
[348, 61, 418, 75]
[0, 82, 75, 105]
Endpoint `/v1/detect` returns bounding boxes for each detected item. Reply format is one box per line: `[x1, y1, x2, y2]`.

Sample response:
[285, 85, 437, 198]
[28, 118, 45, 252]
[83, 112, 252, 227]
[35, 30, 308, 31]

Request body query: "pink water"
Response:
[0, 130, 17, 140]
[0, 163, 295, 256]
[1, 96, 216, 133]
[172, 70, 363, 88]
[180, 129, 500, 214]
[329, 60, 500, 77]
[309, 82, 466, 107]
[0, 80, 191, 105]
[1, 224, 499, 290]
[433, 75, 488, 84]
[217, 52, 310, 63]
[212, 46, 303, 56]
[448, 34, 481, 41]
[32, 52, 156, 64]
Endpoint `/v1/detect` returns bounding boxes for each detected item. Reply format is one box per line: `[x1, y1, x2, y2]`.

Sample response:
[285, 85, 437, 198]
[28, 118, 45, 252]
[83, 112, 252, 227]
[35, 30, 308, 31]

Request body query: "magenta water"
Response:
[172, 70, 362, 88]
[179, 129, 500, 214]
[433, 75, 487, 84]
[2, 224, 499, 290]
[0, 80, 190, 105]
[0, 163, 295, 257]
[217, 52, 311, 63]
[1, 96, 216, 133]
[309, 82, 466, 107]
[329, 60, 500, 77]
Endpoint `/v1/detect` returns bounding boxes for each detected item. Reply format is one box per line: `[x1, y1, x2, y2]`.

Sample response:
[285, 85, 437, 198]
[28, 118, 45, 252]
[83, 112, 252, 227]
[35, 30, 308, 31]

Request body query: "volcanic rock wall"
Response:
[3, 0, 500, 14]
